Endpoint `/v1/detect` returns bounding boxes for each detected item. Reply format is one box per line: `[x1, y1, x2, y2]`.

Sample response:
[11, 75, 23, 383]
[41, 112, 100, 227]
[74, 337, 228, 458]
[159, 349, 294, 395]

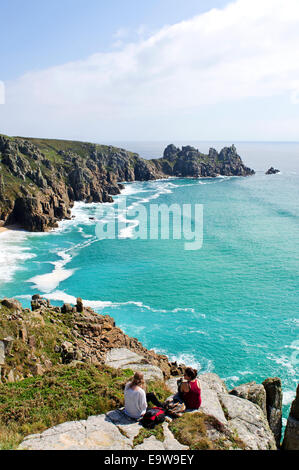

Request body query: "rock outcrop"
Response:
[19, 373, 277, 451]
[0, 295, 181, 383]
[0, 135, 255, 231]
[262, 377, 283, 446]
[152, 144, 255, 178]
[230, 381, 267, 416]
[266, 167, 280, 175]
[283, 384, 299, 450]
[167, 374, 276, 450]
[18, 409, 188, 451]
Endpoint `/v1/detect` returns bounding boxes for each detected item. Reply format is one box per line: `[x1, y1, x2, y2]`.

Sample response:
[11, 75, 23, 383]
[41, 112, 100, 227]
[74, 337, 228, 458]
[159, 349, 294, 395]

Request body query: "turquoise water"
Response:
[0, 143, 298, 422]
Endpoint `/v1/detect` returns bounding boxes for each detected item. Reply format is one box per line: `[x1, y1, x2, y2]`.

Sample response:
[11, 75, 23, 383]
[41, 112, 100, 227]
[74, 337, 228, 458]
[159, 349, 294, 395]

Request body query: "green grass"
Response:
[0, 363, 134, 450]
[0, 357, 173, 450]
[169, 412, 246, 450]
[133, 424, 165, 447]
[147, 379, 171, 403]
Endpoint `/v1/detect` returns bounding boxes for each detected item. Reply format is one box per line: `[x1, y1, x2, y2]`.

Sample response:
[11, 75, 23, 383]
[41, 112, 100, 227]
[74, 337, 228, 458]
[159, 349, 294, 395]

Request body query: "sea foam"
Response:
[0, 231, 36, 284]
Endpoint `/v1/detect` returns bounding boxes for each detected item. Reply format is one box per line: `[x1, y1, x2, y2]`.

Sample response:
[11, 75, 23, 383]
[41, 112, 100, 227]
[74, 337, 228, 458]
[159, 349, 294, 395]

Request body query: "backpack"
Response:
[141, 407, 166, 429]
[164, 398, 186, 418]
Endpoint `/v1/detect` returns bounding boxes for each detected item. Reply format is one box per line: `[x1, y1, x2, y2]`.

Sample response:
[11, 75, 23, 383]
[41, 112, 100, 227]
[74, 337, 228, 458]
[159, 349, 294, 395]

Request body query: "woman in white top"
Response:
[124, 372, 164, 420]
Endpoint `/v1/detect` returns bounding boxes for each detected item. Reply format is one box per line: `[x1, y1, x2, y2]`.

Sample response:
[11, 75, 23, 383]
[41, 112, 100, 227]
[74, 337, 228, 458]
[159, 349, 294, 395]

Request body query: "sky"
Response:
[0, 0, 299, 142]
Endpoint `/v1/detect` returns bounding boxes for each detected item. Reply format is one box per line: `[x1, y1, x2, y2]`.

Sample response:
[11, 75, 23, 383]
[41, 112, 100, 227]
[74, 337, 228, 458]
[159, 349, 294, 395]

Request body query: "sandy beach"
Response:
[0, 225, 22, 234]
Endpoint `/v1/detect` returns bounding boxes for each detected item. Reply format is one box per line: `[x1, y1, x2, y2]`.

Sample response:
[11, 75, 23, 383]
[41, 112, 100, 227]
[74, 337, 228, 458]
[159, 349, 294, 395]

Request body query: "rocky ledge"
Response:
[18, 373, 276, 451]
[0, 295, 297, 450]
[0, 134, 255, 231]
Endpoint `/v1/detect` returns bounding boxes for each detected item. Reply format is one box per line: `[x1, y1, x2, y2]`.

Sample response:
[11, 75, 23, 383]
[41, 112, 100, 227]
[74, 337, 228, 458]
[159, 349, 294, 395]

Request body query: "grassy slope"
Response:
[14, 136, 139, 161]
[0, 364, 133, 450]
[0, 365, 171, 450]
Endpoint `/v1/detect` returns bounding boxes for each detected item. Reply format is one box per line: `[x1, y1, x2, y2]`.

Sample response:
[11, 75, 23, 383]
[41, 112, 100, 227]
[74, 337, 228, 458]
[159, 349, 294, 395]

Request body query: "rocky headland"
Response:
[0, 295, 296, 451]
[0, 134, 255, 232]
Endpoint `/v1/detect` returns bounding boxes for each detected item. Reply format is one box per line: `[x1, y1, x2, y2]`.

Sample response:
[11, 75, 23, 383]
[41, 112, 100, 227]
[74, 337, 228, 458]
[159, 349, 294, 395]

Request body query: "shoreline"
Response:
[0, 225, 23, 234]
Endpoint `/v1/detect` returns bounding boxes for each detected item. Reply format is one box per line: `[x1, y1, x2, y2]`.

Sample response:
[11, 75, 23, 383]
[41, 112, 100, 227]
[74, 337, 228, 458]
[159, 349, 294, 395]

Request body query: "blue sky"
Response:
[1, 0, 228, 80]
[0, 0, 299, 141]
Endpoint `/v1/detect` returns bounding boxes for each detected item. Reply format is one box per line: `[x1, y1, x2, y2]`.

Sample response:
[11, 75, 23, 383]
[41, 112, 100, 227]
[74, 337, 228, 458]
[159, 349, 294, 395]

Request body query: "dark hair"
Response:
[184, 367, 198, 380]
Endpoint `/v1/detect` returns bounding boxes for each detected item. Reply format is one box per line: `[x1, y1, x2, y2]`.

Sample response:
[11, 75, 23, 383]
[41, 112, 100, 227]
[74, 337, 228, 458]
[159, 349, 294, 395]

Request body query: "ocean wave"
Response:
[54, 180, 176, 240]
[283, 390, 296, 406]
[28, 261, 75, 293]
[27, 236, 100, 292]
[224, 375, 240, 383]
[41, 290, 202, 318]
[0, 231, 36, 284]
[168, 352, 214, 373]
[266, 353, 297, 376]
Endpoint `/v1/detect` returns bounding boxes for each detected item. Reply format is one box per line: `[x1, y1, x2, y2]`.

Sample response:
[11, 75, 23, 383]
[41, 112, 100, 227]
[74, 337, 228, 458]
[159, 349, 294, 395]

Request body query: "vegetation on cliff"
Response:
[0, 296, 286, 451]
[0, 363, 171, 450]
[169, 412, 246, 450]
[0, 296, 173, 450]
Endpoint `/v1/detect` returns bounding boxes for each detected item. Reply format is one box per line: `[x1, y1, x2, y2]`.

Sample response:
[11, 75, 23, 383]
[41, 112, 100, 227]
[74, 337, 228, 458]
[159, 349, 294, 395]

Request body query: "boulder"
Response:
[262, 377, 282, 446]
[200, 373, 228, 395]
[19, 415, 131, 450]
[230, 381, 267, 415]
[61, 303, 75, 314]
[283, 384, 299, 450]
[199, 379, 227, 425]
[1, 298, 22, 312]
[218, 394, 276, 450]
[105, 348, 164, 381]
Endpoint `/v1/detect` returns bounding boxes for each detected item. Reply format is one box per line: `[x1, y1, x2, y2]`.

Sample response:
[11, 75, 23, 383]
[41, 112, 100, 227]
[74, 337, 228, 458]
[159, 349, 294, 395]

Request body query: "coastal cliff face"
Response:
[283, 384, 299, 450]
[0, 134, 255, 232]
[0, 296, 181, 384]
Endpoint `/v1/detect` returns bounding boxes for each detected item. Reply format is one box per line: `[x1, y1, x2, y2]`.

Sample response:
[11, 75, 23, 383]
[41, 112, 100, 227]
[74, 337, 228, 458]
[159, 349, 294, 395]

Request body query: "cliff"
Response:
[0, 295, 283, 451]
[0, 135, 255, 232]
[283, 384, 299, 450]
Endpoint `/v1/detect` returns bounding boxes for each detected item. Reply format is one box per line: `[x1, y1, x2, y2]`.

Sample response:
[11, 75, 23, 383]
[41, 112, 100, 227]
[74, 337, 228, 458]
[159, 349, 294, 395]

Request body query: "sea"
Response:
[0, 141, 298, 423]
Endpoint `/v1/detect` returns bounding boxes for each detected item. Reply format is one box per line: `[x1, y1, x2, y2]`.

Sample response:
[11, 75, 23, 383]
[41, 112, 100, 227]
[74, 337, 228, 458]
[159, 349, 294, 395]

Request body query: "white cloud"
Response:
[2, 0, 299, 139]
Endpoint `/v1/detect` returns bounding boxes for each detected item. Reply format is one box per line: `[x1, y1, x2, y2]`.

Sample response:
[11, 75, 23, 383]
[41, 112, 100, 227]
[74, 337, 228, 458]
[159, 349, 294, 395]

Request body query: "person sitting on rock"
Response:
[179, 367, 202, 410]
[124, 371, 164, 420]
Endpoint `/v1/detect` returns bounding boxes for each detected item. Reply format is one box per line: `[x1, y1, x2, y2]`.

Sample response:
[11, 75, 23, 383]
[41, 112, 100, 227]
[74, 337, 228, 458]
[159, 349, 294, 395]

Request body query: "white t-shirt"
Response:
[124, 383, 147, 420]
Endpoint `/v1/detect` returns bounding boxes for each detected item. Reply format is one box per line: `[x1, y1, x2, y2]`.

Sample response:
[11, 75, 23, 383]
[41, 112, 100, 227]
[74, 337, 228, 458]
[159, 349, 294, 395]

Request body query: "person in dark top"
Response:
[179, 367, 202, 410]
